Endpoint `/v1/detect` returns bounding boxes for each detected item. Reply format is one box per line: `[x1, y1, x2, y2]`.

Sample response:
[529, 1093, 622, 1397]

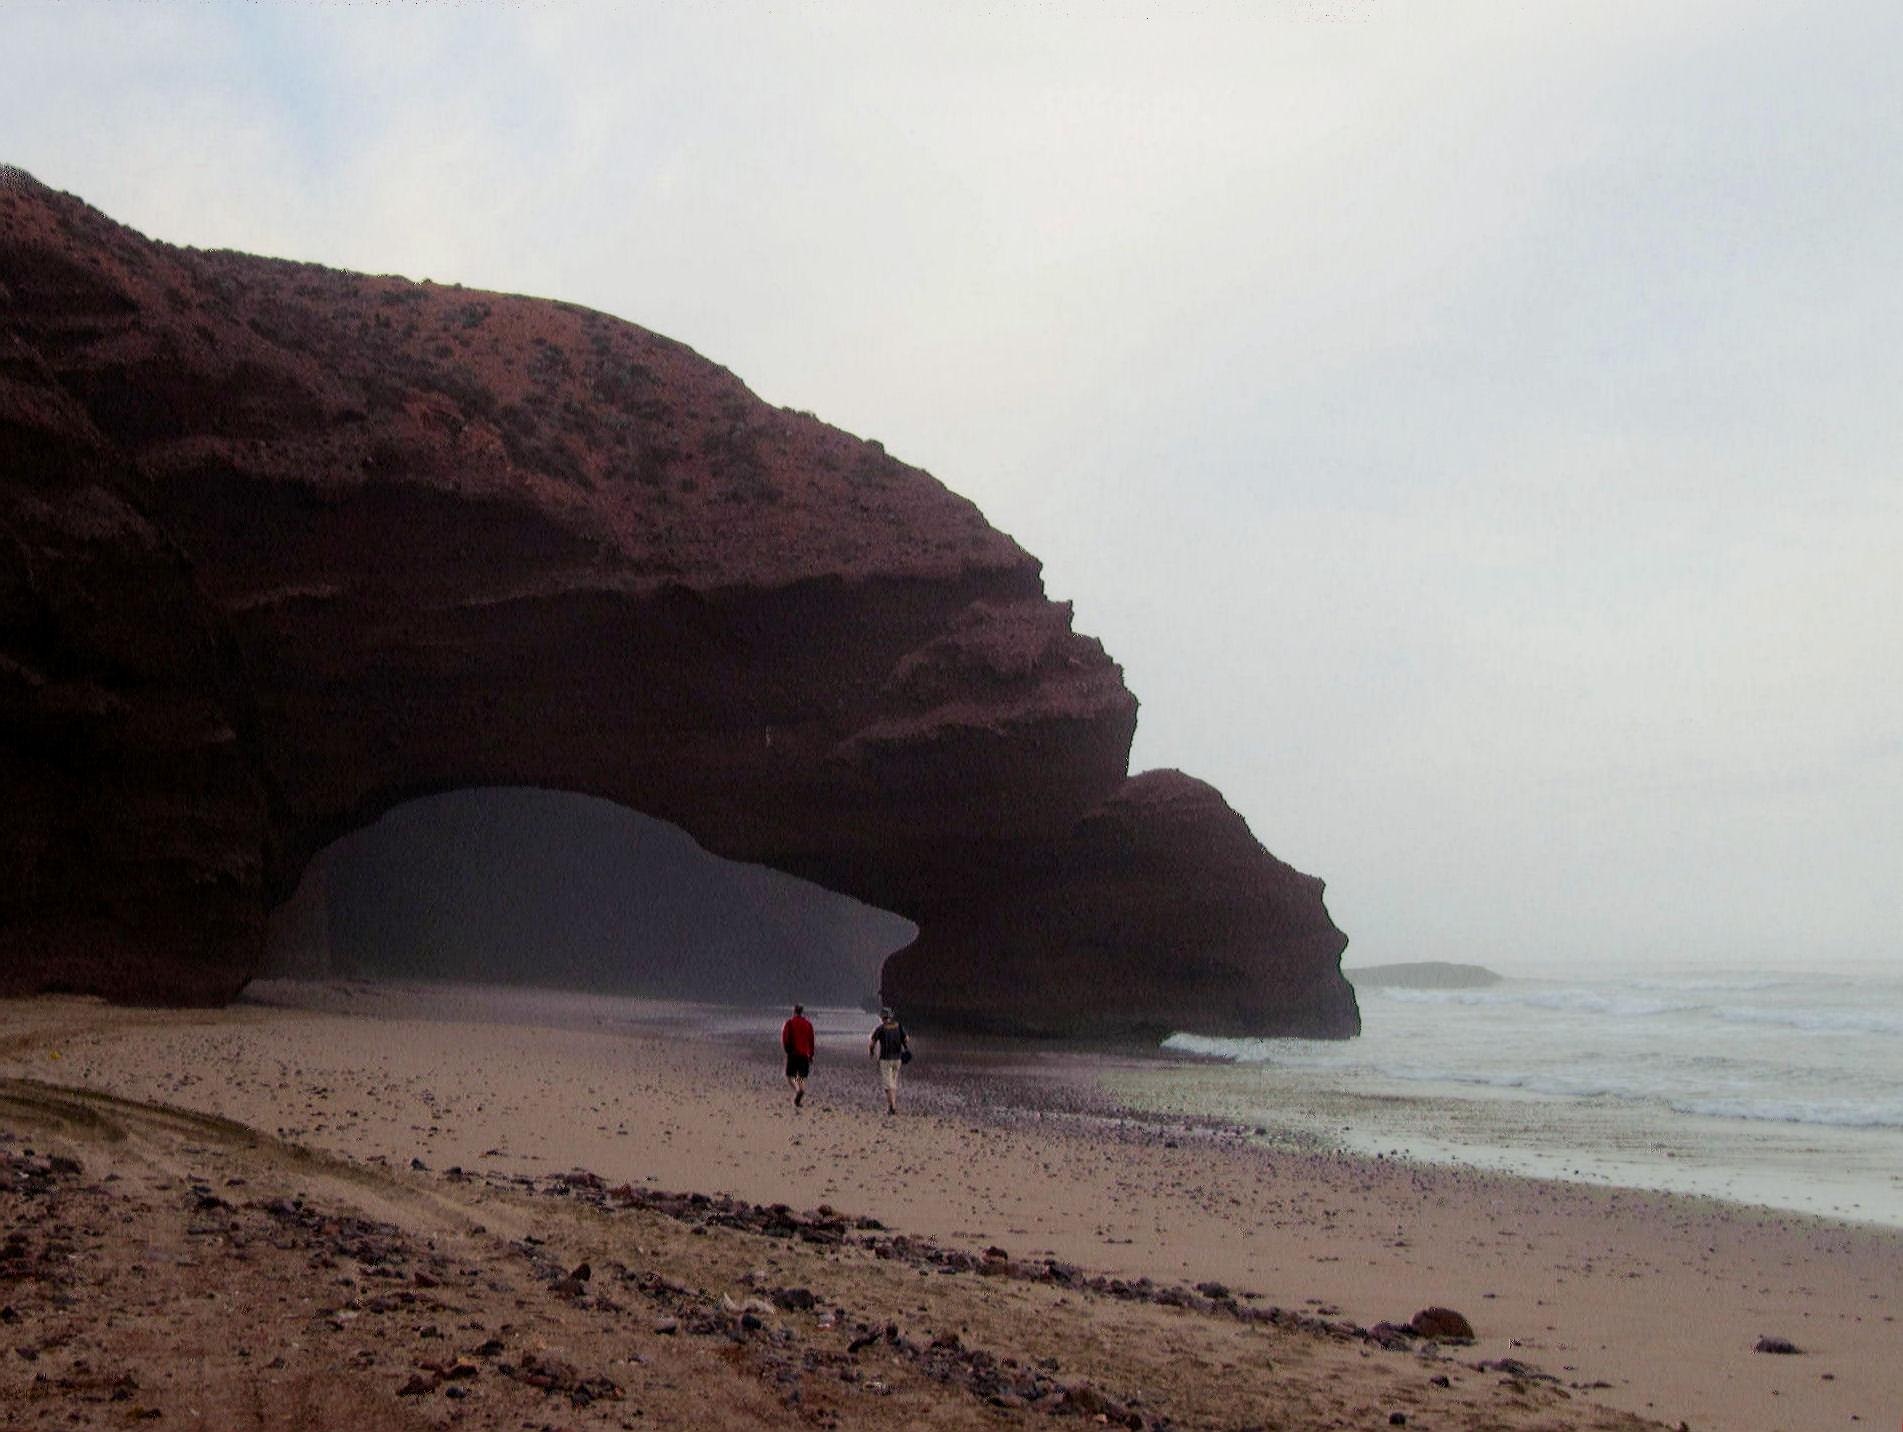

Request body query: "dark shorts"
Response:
[785, 1053, 811, 1079]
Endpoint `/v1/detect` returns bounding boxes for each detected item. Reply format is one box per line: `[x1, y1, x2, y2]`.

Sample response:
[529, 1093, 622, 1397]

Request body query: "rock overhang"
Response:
[0, 170, 1357, 1039]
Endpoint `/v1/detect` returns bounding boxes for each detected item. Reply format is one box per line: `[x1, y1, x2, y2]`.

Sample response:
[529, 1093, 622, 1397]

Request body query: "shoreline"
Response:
[4, 980, 1899, 1430]
[1109, 1052, 1903, 1232]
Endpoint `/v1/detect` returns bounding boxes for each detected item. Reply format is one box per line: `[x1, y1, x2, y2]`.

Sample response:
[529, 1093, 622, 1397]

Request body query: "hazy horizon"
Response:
[7, 0, 1898, 975]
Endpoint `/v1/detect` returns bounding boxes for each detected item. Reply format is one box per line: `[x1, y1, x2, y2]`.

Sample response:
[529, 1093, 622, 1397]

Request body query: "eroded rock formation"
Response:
[884, 770, 1358, 1038]
[0, 170, 1356, 1037]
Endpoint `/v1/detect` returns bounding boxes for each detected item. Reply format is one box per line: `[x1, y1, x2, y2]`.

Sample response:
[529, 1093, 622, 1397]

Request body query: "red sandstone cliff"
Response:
[0, 169, 1356, 1039]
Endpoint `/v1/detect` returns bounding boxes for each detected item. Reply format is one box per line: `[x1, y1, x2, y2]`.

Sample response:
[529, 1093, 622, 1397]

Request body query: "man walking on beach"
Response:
[781, 1003, 815, 1108]
[868, 1007, 910, 1115]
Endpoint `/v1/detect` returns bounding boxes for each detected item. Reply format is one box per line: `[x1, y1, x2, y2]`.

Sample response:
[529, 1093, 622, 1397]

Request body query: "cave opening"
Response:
[262, 788, 917, 1009]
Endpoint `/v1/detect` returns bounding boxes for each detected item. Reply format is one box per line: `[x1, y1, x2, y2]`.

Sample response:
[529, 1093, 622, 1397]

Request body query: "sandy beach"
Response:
[3, 982, 1898, 1431]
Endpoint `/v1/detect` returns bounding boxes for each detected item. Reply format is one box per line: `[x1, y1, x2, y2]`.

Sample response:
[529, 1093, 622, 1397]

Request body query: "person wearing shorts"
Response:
[867, 1007, 910, 1115]
[781, 1003, 815, 1108]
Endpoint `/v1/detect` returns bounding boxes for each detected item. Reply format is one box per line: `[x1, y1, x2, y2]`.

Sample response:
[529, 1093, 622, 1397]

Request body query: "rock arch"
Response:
[0, 173, 1356, 1038]
[265, 787, 916, 1006]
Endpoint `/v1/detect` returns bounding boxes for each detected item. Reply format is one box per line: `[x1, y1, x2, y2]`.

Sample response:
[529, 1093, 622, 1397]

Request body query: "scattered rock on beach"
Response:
[1410, 1306, 1475, 1341]
[1475, 1357, 1558, 1384]
[1754, 1335, 1802, 1354]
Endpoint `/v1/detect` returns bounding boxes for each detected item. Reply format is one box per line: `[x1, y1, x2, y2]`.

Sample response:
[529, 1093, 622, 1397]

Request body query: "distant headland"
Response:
[1344, 962, 1502, 990]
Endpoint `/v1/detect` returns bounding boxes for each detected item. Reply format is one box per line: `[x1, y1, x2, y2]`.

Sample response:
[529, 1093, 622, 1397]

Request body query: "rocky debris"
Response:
[814, 1317, 1160, 1427]
[3, 1149, 82, 1203]
[0, 175, 1354, 1041]
[0, 1111, 1637, 1432]
[594, 1181, 859, 1247]
[500, 1349, 622, 1406]
[504, 1161, 1522, 1378]
[1753, 1336, 1802, 1355]
[256, 1196, 421, 1280]
[0, 1150, 88, 1295]
[404, 1164, 1188, 1424]
[1476, 1357, 1561, 1385]
[719, 1292, 776, 1323]
[1060, 1378, 1145, 1425]
[1, 1133, 665, 1422]
[1409, 1305, 1475, 1341]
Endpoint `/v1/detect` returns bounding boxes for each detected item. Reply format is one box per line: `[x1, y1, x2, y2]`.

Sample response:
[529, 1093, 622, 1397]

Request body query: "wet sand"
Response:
[3, 981, 1898, 1431]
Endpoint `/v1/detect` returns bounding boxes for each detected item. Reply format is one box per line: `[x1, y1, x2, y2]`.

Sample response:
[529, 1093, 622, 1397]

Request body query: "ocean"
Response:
[1140, 964, 1903, 1227]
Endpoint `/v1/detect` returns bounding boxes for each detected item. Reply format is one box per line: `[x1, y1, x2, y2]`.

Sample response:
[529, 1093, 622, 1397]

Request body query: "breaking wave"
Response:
[1372, 987, 1703, 1018]
[1664, 1096, 1903, 1129]
[1158, 961, 1903, 1215]
[1628, 976, 1791, 993]
[1159, 1030, 1903, 1130]
[1709, 1005, 1903, 1038]
[1365, 985, 1903, 1037]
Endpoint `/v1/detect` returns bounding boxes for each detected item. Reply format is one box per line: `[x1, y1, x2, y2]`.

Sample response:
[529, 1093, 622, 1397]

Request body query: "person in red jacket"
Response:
[781, 1003, 816, 1108]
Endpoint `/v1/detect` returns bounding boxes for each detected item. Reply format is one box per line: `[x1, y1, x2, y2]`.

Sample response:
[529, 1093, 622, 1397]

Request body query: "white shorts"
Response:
[879, 1058, 901, 1091]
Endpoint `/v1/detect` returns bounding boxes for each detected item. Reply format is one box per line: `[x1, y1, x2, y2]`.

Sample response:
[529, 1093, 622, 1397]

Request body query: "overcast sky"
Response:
[7, 0, 1898, 974]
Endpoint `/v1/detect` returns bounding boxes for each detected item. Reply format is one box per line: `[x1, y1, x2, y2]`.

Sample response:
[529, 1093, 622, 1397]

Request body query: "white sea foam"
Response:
[1628, 976, 1791, 993]
[1710, 1005, 1903, 1037]
[1371, 1064, 1633, 1100]
[1379, 1067, 1903, 1126]
[1518, 989, 1704, 1017]
[1169, 1040, 1674, 1105]
[1162, 1032, 1286, 1064]
[1371, 983, 1903, 1035]
[1164, 1029, 1903, 1132]
[1164, 962, 1903, 1135]
[1666, 1096, 1903, 1129]
[1373, 986, 1703, 1018]
[1161, 962, 1903, 1220]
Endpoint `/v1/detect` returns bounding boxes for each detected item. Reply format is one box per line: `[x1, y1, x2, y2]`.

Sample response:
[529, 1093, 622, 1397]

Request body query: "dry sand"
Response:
[2, 982, 1897, 1431]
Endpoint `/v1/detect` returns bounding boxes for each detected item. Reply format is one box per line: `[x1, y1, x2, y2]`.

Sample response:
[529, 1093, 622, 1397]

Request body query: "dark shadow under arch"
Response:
[265, 788, 916, 1007]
